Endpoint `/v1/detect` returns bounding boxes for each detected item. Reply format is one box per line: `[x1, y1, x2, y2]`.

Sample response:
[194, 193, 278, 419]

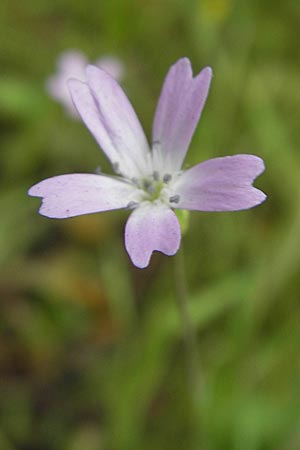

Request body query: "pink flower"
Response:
[46, 50, 124, 117]
[30, 58, 266, 268]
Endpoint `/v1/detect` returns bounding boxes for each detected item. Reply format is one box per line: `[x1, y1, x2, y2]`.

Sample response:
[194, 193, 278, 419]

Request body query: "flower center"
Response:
[127, 171, 181, 209]
[141, 177, 164, 201]
[138, 172, 179, 202]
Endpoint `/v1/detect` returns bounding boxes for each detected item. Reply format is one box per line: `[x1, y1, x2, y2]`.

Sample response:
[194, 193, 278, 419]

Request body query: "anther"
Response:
[153, 171, 159, 181]
[148, 186, 156, 194]
[143, 180, 155, 194]
[127, 201, 139, 209]
[169, 194, 180, 204]
[112, 162, 120, 174]
[163, 173, 172, 183]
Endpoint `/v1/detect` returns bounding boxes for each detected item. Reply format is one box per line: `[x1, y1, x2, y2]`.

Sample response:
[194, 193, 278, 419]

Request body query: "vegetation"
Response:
[1, 0, 299, 449]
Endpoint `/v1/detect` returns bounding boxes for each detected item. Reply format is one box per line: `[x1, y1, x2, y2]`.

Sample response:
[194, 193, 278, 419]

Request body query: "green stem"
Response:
[173, 248, 203, 404]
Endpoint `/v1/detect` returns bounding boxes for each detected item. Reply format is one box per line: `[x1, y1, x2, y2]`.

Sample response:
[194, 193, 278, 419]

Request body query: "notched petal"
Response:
[125, 203, 181, 268]
[174, 154, 267, 212]
[152, 58, 213, 172]
[68, 67, 151, 178]
[28, 174, 136, 218]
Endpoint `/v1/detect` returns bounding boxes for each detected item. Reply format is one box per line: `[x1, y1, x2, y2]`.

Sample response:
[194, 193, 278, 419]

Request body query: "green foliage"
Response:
[1, 0, 300, 449]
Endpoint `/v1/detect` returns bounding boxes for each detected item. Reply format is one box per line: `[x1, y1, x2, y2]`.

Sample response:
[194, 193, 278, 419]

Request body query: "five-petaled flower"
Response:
[29, 58, 266, 268]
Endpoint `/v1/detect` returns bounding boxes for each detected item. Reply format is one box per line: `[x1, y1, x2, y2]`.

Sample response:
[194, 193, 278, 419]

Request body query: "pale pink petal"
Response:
[28, 174, 136, 218]
[47, 74, 78, 117]
[95, 56, 124, 81]
[125, 203, 181, 268]
[46, 51, 87, 118]
[152, 58, 212, 172]
[174, 155, 266, 211]
[57, 50, 87, 75]
[68, 66, 151, 178]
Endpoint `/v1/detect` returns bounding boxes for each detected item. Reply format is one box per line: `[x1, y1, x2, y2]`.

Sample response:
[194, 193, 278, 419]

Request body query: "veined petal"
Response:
[125, 203, 181, 268]
[28, 174, 137, 218]
[174, 155, 266, 211]
[152, 58, 212, 173]
[68, 66, 151, 178]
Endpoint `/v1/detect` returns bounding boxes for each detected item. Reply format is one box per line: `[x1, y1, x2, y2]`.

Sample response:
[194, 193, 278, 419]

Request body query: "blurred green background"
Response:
[1, 0, 300, 449]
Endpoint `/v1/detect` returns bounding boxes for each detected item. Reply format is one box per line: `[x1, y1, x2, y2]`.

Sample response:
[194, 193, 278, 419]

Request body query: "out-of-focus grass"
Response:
[1, 0, 300, 449]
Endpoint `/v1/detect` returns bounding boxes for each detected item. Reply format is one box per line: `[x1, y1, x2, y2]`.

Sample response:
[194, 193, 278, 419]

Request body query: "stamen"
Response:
[163, 173, 172, 183]
[143, 180, 155, 193]
[153, 171, 159, 181]
[112, 162, 120, 174]
[147, 186, 156, 194]
[127, 201, 139, 209]
[169, 194, 180, 204]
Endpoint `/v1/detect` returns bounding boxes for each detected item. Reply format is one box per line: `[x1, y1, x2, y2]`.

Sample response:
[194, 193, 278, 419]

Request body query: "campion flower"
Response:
[29, 58, 266, 268]
[46, 50, 124, 117]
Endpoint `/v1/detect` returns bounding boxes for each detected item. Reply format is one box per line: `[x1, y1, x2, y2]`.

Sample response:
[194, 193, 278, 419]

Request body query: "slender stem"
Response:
[173, 248, 203, 403]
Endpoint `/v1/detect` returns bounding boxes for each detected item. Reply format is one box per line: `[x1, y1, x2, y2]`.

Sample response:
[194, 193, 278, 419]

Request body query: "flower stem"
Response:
[173, 248, 203, 408]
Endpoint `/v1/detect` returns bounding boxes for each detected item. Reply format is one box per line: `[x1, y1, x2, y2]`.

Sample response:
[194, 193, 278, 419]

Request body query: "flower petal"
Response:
[57, 50, 87, 75]
[68, 66, 151, 178]
[174, 155, 266, 211]
[125, 203, 181, 268]
[28, 174, 137, 218]
[95, 56, 124, 81]
[152, 58, 212, 172]
[46, 51, 88, 117]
